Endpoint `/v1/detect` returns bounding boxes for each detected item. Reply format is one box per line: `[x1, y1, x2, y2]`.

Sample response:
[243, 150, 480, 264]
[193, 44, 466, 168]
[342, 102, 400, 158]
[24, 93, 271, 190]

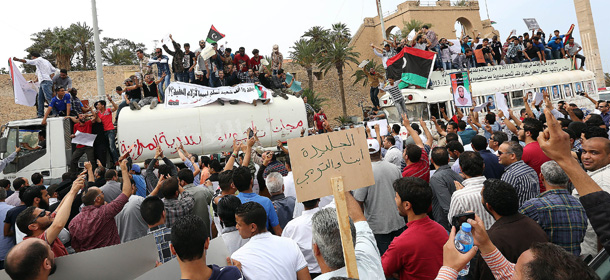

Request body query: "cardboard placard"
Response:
[366, 119, 389, 138]
[287, 127, 374, 202]
[48, 234, 157, 280]
[473, 49, 486, 64]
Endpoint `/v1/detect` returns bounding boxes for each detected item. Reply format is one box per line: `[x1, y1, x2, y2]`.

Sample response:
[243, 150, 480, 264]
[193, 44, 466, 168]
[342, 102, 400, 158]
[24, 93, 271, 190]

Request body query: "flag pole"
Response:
[91, 0, 105, 100]
[376, 0, 387, 40]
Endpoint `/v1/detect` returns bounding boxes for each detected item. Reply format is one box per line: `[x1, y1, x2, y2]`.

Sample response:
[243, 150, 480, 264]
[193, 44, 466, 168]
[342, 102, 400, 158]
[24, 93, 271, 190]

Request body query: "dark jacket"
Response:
[475, 214, 548, 280]
[478, 150, 505, 179]
[580, 191, 610, 252]
[163, 40, 185, 73]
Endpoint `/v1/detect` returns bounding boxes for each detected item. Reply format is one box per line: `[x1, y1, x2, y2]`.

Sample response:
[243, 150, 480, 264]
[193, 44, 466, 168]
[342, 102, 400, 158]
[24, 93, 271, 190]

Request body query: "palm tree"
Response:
[317, 40, 360, 117]
[401, 19, 433, 40]
[351, 60, 385, 87]
[302, 26, 330, 51]
[69, 22, 94, 70]
[289, 39, 318, 90]
[50, 28, 76, 70]
[329, 23, 351, 43]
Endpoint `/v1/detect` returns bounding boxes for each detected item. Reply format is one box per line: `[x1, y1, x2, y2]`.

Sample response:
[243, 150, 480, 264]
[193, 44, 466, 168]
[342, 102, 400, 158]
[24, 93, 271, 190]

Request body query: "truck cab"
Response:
[0, 118, 71, 184]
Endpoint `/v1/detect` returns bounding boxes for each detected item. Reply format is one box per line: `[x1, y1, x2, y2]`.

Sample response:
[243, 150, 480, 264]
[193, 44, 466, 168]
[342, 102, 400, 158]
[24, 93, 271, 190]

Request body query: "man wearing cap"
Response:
[130, 164, 146, 198]
[271, 44, 283, 75]
[13, 53, 57, 118]
[352, 138, 405, 256]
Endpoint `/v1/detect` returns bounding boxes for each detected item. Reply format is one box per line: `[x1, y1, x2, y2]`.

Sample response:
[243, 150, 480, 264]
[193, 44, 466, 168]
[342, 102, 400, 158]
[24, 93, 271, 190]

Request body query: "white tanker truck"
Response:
[0, 96, 307, 184]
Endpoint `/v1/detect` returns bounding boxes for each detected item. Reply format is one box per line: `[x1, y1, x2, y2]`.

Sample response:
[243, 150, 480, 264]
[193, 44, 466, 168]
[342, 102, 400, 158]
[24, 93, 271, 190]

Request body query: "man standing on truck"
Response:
[12, 53, 56, 118]
[380, 78, 407, 117]
[41, 87, 71, 125]
[65, 114, 96, 174]
[93, 95, 119, 167]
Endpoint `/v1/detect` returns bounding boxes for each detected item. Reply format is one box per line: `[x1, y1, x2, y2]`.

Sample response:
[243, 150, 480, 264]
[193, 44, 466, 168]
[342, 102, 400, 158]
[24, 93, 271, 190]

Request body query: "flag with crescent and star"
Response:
[386, 47, 436, 89]
[206, 25, 225, 44]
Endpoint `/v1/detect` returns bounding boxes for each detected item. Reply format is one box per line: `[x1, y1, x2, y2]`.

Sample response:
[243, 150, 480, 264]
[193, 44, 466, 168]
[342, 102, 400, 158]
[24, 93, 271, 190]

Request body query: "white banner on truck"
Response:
[164, 82, 274, 109]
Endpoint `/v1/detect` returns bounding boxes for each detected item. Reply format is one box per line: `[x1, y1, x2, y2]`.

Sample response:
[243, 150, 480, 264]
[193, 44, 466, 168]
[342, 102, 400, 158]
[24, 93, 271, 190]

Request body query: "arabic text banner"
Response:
[287, 127, 374, 202]
[163, 82, 274, 109]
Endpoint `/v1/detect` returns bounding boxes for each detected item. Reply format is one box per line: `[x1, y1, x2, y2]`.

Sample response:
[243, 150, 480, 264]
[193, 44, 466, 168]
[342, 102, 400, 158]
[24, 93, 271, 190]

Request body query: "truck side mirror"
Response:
[0, 137, 6, 154]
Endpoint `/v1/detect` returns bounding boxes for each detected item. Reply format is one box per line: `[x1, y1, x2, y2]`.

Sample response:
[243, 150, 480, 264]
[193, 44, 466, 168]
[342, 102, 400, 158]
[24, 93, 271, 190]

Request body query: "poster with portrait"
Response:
[550, 85, 561, 100]
[586, 81, 595, 94]
[485, 95, 496, 109]
[563, 84, 574, 98]
[574, 82, 584, 95]
[450, 71, 473, 107]
[525, 89, 535, 104]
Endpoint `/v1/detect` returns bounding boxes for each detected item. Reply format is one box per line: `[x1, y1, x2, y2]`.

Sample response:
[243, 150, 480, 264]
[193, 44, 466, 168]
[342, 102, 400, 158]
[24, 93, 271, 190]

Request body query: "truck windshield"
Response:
[385, 103, 430, 123]
[4, 128, 18, 158]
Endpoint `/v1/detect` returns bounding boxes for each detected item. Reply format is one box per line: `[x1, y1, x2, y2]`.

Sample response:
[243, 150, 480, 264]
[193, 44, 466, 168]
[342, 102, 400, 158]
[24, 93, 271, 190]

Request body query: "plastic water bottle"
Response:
[454, 222, 474, 276]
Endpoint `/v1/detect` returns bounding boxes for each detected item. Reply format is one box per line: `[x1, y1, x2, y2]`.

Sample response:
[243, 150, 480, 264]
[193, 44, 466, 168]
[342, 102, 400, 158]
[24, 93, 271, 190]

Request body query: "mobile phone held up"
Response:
[248, 129, 254, 139]
[452, 212, 475, 232]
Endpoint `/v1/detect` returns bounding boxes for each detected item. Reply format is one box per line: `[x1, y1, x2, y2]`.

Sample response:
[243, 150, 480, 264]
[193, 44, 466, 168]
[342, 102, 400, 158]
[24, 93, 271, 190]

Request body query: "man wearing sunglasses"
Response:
[148, 48, 171, 102]
[14, 176, 84, 258]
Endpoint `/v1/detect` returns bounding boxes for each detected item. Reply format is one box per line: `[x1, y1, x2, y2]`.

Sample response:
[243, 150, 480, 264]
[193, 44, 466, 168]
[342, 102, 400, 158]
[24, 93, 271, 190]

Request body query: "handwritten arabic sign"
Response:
[288, 127, 374, 202]
[430, 59, 573, 87]
[164, 82, 273, 108]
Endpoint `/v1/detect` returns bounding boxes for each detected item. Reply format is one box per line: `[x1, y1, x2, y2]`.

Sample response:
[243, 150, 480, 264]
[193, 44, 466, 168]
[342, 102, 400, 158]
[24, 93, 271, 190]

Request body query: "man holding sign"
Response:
[312, 192, 385, 279]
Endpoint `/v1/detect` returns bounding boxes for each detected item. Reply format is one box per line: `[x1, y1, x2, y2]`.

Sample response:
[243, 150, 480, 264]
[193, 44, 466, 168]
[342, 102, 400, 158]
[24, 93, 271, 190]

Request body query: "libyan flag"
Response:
[206, 25, 225, 44]
[255, 84, 270, 99]
[386, 47, 436, 89]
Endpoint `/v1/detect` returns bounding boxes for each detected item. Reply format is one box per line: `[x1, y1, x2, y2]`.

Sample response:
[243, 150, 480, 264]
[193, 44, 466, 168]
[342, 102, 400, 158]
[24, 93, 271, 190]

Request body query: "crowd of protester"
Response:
[370, 26, 587, 75]
[2, 25, 606, 280]
[1, 77, 609, 279]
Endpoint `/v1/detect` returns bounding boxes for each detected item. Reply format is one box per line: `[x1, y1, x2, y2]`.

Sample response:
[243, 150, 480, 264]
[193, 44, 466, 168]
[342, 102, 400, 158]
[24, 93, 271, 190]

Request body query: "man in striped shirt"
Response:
[498, 141, 540, 206]
[380, 78, 407, 117]
[447, 152, 495, 230]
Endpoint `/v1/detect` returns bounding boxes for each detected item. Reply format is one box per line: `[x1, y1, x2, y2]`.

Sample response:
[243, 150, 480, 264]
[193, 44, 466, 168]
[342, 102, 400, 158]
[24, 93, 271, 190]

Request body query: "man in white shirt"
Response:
[382, 136, 402, 168]
[12, 53, 56, 118]
[230, 202, 309, 280]
[216, 195, 249, 255]
[447, 151, 496, 230]
[312, 191, 385, 280]
[282, 198, 321, 278]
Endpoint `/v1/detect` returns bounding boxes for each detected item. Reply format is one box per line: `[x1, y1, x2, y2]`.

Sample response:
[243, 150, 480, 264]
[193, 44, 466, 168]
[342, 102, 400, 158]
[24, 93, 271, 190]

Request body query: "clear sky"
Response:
[1, 0, 607, 72]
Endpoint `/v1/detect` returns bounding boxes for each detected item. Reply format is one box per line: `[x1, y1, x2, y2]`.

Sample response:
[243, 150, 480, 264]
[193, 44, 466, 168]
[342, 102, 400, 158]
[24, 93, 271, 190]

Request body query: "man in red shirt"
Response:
[67, 114, 96, 173]
[93, 94, 119, 166]
[249, 49, 263, 71]
[382, 177, 447, 279]
[68, 159, 132, 252]
[15, 176, 84, 258]
[519, 118, 550, 192]
[401, 116, 433, 181]
[313, 108, 327, 134]
[233, 47, 250, 72]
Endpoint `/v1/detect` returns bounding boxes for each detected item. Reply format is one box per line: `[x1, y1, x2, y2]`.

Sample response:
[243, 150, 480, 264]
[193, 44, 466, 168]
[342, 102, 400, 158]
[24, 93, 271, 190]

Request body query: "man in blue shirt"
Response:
[148, 48, 171, 102]
[471, 135, 504, 179]
[532, 36, 549, 62]
[233, 166, 282, 235]
[547, 37, 565, 60]
[41, 87, 71, 125]
[457, 120, 477, 145]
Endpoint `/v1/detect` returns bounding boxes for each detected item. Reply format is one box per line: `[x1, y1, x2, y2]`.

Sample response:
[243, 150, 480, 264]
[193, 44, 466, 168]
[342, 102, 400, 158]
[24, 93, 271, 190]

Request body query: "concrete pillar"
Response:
[573, 0, 605, 87]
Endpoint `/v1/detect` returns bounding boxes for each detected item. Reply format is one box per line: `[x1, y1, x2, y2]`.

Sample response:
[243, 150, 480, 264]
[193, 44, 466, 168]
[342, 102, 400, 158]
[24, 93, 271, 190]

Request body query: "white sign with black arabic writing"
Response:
[430, 59, 573, 87]
[164, 82, 273, 109]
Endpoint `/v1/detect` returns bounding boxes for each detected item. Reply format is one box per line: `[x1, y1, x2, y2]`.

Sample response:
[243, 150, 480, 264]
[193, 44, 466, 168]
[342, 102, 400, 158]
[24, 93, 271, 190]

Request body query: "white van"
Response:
[379, 59, 599, 140]
[0, 96, 307, 184]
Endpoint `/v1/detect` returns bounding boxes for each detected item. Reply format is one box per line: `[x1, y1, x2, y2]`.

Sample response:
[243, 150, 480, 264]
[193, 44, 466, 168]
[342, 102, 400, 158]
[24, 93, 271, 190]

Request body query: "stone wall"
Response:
[0, 65, 139, 126]
[0, 63, 371, 127]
